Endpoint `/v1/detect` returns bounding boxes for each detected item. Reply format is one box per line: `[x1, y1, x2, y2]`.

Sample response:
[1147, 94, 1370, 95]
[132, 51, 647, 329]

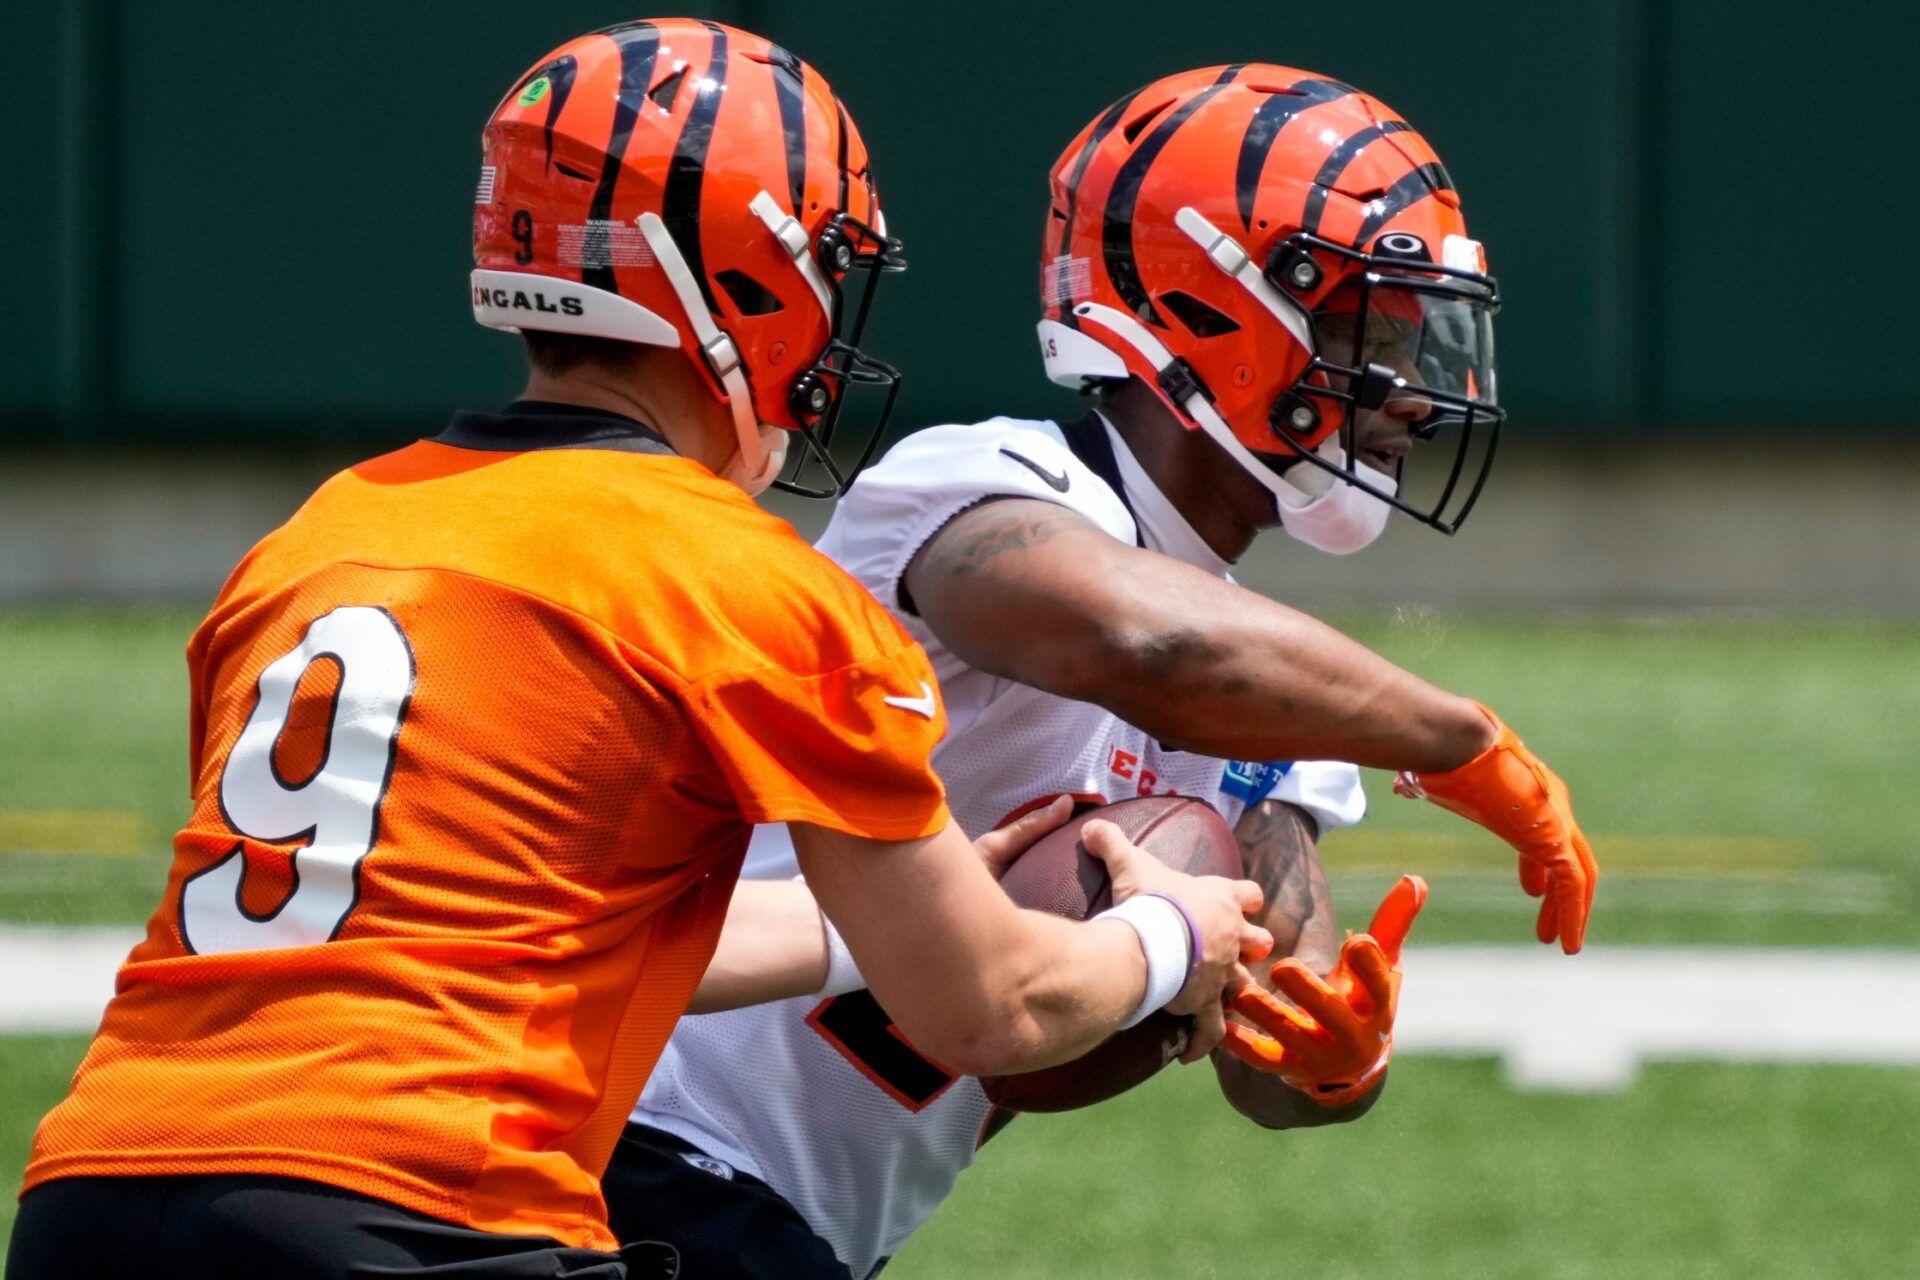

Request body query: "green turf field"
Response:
[896, 1052, 1920, 1280]
[3, 1033, 1914, 1278]
[4, 607, 1916, 943]
[3, 607, 1918, 1274]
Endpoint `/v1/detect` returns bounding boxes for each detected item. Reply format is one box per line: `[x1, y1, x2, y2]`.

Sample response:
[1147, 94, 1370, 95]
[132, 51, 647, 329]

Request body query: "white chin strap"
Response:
[1069, 300, 1321, 512]
[749, 191, 834, 316]
[1172, 206, 1315, 351]
[1169, 206, 1398, 551]
[1271, 442, 1397, 554]
[1060, 208, 1399, 553]
[637, 211, 772, 488]
[479, 191, 833, 495]
[1075, 296, 1396, 552]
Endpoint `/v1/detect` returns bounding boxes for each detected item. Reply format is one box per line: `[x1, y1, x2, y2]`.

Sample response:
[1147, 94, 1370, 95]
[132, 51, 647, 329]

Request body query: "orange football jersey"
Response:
[23, 407, 950, 1250]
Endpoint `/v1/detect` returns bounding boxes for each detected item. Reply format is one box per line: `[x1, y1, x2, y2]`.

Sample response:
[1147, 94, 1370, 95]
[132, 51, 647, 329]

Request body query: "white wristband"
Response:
[814, 911, 865, 998]
[1093, 894, 1196, 1028]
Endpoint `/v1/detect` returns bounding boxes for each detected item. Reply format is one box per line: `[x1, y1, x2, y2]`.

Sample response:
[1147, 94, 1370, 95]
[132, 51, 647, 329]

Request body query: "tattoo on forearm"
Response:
[1235, 800, 1337, 971]
[1216, 800, 1353, 1119]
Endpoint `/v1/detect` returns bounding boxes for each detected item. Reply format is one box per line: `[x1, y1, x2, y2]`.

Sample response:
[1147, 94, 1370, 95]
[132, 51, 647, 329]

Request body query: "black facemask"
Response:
[1264, 232, 1504, 535]
[774, 211, 906, 499]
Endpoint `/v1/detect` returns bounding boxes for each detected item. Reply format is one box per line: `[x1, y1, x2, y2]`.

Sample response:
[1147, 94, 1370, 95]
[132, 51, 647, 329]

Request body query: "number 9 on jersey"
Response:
[180, 606, 415, 956]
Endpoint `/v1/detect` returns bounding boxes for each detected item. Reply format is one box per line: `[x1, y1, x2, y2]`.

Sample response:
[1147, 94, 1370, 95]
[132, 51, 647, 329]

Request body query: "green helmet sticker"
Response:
[517, 77, 552, 107]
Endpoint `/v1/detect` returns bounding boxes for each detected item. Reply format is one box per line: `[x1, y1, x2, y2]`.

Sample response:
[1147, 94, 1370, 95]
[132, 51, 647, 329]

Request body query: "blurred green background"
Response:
[5, 2, 1919, 1276]
[12, 0, 1918, 443]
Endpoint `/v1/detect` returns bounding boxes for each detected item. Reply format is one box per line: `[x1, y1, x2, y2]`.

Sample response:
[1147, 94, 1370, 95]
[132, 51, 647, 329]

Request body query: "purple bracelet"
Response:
[1139, 892, 1202, 989]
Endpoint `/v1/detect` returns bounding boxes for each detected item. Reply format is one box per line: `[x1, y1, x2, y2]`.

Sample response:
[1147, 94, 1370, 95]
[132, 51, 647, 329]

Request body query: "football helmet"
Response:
[1039, 65, 1502, 538]
[474, 19, 903, 496]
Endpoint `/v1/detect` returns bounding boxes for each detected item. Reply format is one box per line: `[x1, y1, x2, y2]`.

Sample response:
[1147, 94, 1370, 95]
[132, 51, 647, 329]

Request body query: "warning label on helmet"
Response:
[558, 221, 654, 270]
[1042, 255, 1091, 306]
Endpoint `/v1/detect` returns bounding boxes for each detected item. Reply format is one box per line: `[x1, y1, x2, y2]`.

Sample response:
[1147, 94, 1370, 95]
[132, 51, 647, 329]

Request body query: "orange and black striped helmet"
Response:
[474, 19, 902, 497]
[1040, 65, 1503, 534]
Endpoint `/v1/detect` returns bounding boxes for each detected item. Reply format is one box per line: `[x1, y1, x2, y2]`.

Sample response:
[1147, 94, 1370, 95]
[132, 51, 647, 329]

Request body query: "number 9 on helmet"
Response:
[472, 19, 904, 497]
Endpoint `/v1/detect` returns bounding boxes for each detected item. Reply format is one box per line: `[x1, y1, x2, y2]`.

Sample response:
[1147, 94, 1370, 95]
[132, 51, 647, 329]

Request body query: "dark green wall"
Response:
[7, 1, 1912, 444]
[10, 1, 78, 422]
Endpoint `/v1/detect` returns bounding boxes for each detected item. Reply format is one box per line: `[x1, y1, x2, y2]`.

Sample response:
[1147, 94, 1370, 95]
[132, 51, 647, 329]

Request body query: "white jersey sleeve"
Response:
[634, 417, 1379, 1280]
[1218, 758, 1368, 833]
[818, 418, 1137, 616]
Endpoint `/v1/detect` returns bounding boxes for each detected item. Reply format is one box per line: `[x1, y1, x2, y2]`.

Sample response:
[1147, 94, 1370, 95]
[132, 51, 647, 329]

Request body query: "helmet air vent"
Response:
[716, 270, 784, 316]
[648, 66, 688, 111]
[1122, 98, 1176, 144]
[1158, 290, 1241, 338]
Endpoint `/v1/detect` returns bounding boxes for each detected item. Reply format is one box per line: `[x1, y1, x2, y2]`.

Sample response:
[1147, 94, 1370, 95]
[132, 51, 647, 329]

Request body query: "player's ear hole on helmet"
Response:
[716, 270, 784, 317]
[1157, 291, 1240, 339]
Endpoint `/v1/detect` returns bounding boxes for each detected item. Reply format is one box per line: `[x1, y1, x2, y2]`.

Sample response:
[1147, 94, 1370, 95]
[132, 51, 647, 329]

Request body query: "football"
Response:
[980, 795, 1243, 1112]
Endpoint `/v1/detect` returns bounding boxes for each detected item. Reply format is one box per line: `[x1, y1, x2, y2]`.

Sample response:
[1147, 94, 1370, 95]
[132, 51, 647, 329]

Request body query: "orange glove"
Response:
[1394, 703, 1597, 953]
[1220, 875, 1426, 1108]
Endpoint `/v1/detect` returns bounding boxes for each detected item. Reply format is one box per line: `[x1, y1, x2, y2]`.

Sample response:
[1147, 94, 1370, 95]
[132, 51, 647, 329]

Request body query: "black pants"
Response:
[603, 1126, 857, 1280]
[7, 1173, 635, 1279]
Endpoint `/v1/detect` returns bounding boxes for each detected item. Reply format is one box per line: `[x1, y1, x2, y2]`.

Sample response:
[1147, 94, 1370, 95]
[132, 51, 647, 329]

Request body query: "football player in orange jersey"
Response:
[8, 23, 1270, 1280]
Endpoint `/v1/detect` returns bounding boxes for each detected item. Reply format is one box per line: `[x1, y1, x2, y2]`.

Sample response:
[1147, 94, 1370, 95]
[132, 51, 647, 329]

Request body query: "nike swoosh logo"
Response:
[999, 448, 1070, 493]
[882, 681, 939, 720]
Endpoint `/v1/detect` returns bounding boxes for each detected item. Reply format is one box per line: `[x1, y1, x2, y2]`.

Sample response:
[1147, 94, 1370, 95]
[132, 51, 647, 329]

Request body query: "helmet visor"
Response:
[1316, 273, 1497, 432]
[1276, 263, 1503, 535]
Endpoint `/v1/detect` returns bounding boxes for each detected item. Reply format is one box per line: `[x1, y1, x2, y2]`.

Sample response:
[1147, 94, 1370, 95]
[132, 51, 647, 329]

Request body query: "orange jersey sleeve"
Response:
[668, 513, 949, 836]
[23, 427, 949, 1250]
[689, 645, 948, 837]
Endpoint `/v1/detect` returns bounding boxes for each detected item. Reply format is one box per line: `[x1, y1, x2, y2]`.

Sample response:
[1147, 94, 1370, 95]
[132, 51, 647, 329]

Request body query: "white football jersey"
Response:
[634, 416, 1365, 1278]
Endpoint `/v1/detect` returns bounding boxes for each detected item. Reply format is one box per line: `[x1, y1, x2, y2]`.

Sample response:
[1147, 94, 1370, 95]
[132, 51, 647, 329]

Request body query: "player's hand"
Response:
[1083, 818, 1272, 1062]
[1394, 704, 1597, 953]
[974, 795, 1076, 879]
[1220, 875, 1426, 1106]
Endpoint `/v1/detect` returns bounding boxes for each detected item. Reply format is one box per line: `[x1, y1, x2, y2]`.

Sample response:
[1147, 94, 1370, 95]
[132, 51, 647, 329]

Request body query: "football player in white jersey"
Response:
[608, 65, 1601, 1279]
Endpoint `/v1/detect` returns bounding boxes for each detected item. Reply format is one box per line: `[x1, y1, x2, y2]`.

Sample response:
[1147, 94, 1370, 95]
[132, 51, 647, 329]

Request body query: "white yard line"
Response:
[0, 927, 144, 1034]
[4, 929, 1919, 1092]
[1395, 945, 1920, 1090]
